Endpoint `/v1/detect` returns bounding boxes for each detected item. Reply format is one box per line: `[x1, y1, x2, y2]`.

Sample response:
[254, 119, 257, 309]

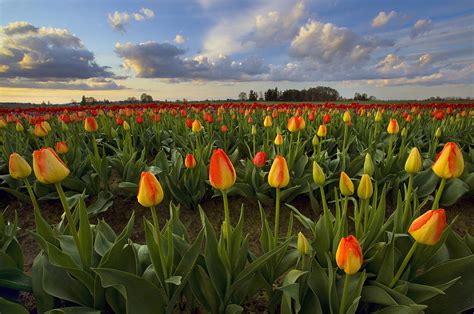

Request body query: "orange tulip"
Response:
[34, 122, 48, 137]
[274, 133, 283, 146]
[387, 119, 399, 134]
[137, 171, 164, 207]
[288, 116, 298, 132]
[84, 117, 98, 132]
[209, 149, 236, 190]
[268, 155, 290, 188]
[252, 151, 266, 168]
[9, 153, 32, 180]
[192, 119, 202, 133]
[185, 154, 197, 169]
[336, 235, 363, 274]
[33, 148, 70, 184]
[432, 142, 464, 179]
[408, 209, 446, 245]
[55, 141, 69, 154]
[264, 115, 272, 128]
[317, 124, 327, 138]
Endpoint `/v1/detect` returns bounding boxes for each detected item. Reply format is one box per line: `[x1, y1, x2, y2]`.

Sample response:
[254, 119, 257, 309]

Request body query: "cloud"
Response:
[0, 77, 127, 90]
[115, 41, 269, 81]
[0, 22, 115, 80]
[108, 8, 155, 33]
[372, 11, 397, 28]
[174, 34, 185, 44]
[410, 19, 432, 38]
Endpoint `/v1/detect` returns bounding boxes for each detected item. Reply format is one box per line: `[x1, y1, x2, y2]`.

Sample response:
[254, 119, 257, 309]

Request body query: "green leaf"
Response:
[0, 297, 28, 314]
[45, 307, 101, 314]
[439, 178, 469, 206]
[87, 191, 114, 215]
[361, 285, 398, 306]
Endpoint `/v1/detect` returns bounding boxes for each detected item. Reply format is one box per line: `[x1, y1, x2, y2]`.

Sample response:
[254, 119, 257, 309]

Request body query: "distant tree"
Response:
[264, 87, 280, 101]
[238, 92, 247, 101]
[354, 92, 369, 101]
[249, 90, 258, 101]
[81, 95, 86, 105]
[127, 97, 138, 103]
[140, 93, 153, 103]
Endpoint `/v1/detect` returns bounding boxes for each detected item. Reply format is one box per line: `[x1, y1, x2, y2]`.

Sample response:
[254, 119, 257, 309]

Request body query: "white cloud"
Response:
[372, 11, 397, 28]
[174, 34, 185, 44]
[419, 53, 433, 66]
[108, 8, 155, 32]
[0, 77, 126, 90]
[376, 54, 409, 74]
[411, 19, 432, 38]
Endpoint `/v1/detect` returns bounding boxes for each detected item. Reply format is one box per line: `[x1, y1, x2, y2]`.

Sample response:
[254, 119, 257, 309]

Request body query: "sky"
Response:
[0, 0, 473, 103]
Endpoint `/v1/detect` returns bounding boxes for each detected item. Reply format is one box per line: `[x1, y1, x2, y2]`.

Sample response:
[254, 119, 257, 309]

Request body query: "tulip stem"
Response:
[150, 205, 160, 233]
[402, 174, 413, 228]
[274, 187, 281, 247]
[339, 273, 350, 314]
[341, 124, 348, 171]
[389, 241, 418, 288]
[222, 190, 232, 253]
[432, 178, 446, 209]
[24, 179, 40, 212]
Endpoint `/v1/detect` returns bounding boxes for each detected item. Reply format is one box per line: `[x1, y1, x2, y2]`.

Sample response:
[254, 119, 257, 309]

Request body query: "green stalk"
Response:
[222, 190, 232, 254]
[389, 242, 418, 288]
[274, 187, 281, 247]
[24, 179, 40, 212]
[341, 124, 348, 171]
[432, 177, 446, 209]
[402, 175, 413, 228]
[339, 273, 351, 314]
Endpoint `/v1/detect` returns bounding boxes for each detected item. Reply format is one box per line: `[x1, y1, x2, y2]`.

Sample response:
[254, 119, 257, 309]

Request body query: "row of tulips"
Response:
[1, 133, 473, 313]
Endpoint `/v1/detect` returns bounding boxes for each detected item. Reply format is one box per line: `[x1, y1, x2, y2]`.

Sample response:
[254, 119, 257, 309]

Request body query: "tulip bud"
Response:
[432, 142, 464, 179]
[121, 121, 130, 131]
[55, 141, 69, 154]
[268, 155, 290, 188]
[401, 127, 407, 138]
[221, 124, 228, 133]
[111, 127, 118, 138]
[274, 133, 283, 146]
[297, 232, 309, 255]
[336, 235, 363, 274]
[264, 115, 272, 128]
[435, 127, 442, 138]
[251, 125, 257, 136]
[252, 151, 266, 168]
[287, 116, 298, 132]
[16, 122, 24, 132]
[409, 209, 446, 245]
[405, 147, 422, 174]
[317, 124, 327, 138]
[323, 113, 331, 124]
[185, 154, 197, 169]
[387, 119, 399, 134]
[209, 149, 236, 190]
[9, 153, 32, 180]
[312, 134, 319, 146]
[357, 174, 373, 200]
[343, 111, 351, 123]
[137, 171, 164, 207]
[34, 123, 48, 137]
[374, 110, 383, 122]
[339, 171, 354, 196]
[192, 119, 202, 133]
[84, 117, 98, 132]
[312, 161, 325, 186]
[363, 153, 374, 176]
[0, 119, 6, 129]
[33, 148, 70, 184]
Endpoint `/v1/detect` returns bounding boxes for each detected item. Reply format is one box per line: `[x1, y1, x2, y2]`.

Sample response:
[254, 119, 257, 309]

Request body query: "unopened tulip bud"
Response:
[312, 134, 319, 146]
[409, 209, 446, 245]
[55, 141, 69, 154]
[435, 127, 442, 138]
[111, 127, 118, 138]
[363, 153, 374, 176]
[0, 119, 6, 129]
[33, 148, 70, 184]
[405, 147, 422, 174]
[387, 119, 399, 134]
[297, 232, 309, 255]
[339, 171, 354, 196]
[287, 116, 298, 133]
[34, 123, 48, 137]
[336, 235, 363, 274]
[251, 125, 257, 136]
[252, 151, 266, 168]
[317, 124, 327, 138]
[343, 111, 351, 123]
[137, 171, 164, 207]
[268, 155, 290, 188]
[209, 149, 236, 190]
[375, 110, 383, 122]
[123, 121, 130, 131]
[185, 154, 197, 169]
[192, 119, 202, 133]
[401, 127, 407, 138]
[16, 122, 24, 132]
[312, 161, 325, 186]
[432, 142, 464, 179]
[9, 153, 32, 180]
[264, 115, 272, 128]
[84, 117, 98, 132]
[274, 133, 283, 146]
[357, 174, 373, 200]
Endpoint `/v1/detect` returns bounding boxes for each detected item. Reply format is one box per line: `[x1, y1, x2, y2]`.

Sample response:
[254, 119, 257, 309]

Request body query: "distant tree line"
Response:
[239, 86, 341, 102]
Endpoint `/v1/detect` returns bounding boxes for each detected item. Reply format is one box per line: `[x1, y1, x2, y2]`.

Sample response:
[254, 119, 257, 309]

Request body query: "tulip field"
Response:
[0, 102, 473, 313]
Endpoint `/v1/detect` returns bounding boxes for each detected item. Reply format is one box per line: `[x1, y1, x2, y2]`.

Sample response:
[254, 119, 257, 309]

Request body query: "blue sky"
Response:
[0, 0, 473, 103]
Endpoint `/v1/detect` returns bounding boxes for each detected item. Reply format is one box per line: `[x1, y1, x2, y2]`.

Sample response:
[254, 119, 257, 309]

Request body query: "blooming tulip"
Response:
[387, 119, 399, 134]
[357, 174, 373, 200]
[339, 172, 354, 196]
[192, 119, 202, 133]
[84, 117, 98, 132]
[32, 148, 70, 184]
[34, 123, 48, 137]
[185, 154, 197, 169]
[432, 142, 464, 179]
[408, 209, 446, 245]
[268, 155, 290, 188]
[252, 151, 266, 168]
[287, 116, 298, 132]
[336, 235, 363, 274]
[137, 171, 164, 207]
[405, 147, 422, 174]
[264, 115, 272, 127]
[209, 149, 236, 191]
[9, 153, 32, 180]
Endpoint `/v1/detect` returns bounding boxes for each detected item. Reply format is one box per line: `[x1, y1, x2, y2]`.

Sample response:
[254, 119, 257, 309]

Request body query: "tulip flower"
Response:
[16, 122, 24, 132]
[209, 149, 236, 191]
[336, 235, 363, 274]
[191, 119, 202, 133]
[339, 172, 354, 196]
[221, 124, 228, 133]
[312, 161, 325, 186]
[268, 155, 290, 188]
[34, 123, 48, 137]
[42, 121, 51, 132]
[287, 116, 298, 133]
[363, 153, 374, 176]
[123, 121, 130, 131]
[9, 153, 32, 180]
[317, 124, 327, 138]
[252, 151, 266, 168]
[342, 111, 351, 123]
[387, 119, 399, 134]
[435, 127, 442, 138]
[32, 148, 70, 184]
[390, 209, 447, 288]
[184, 153, 196, 169]
[185, 118, 193, 129]
[84, 117, 98, 132]
[274, 133, 283, 146]
[405, 148, 422, 174]
[264, 115, 272, 127]
[137, 171, 164, 208]
[297, 232, 309, 256]
[357, 174, 373, 200]
[323, 113, 331, 124]
[432, 142, 464, 179]
[374, 110, 383, 122]
[55, 141, 69, 154]
[0, 119, 6, 129]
